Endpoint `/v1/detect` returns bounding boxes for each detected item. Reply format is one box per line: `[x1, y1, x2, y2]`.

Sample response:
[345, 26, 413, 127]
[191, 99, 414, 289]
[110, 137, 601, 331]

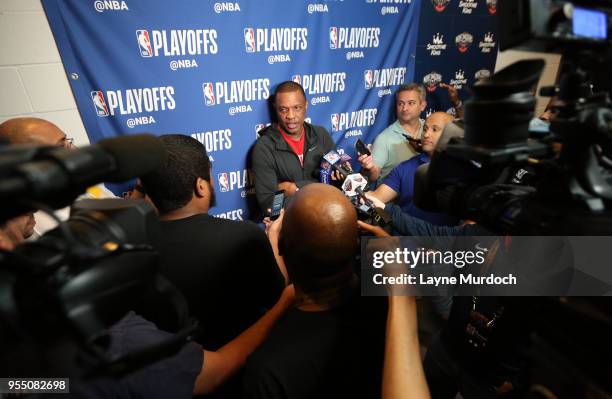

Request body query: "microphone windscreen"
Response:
[323, 150, 341, 165]
[97, 134, 166, 182]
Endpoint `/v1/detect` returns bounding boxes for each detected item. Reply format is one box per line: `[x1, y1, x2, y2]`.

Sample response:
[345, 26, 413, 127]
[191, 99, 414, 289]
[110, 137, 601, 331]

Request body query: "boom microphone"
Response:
[0, 134, 165, 221]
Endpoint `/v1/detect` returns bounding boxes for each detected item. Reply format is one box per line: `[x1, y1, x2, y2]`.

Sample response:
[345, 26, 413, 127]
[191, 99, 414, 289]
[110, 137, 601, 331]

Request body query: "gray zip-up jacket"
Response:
[251, 122, 335, 210]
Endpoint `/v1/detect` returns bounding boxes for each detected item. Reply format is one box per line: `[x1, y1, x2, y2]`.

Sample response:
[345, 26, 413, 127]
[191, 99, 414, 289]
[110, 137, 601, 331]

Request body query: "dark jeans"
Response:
[423, 334, 524, 399]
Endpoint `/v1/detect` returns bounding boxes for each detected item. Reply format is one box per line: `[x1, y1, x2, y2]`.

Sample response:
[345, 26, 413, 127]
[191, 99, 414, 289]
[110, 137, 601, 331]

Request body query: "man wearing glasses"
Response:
[0, 117, 113, 237]
[0, 117, 75, 148]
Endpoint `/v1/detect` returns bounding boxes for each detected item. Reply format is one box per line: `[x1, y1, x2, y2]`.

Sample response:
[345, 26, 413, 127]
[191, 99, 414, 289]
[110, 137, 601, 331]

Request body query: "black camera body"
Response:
[1, 199, 161, 346]
[414, 0, 612, 234]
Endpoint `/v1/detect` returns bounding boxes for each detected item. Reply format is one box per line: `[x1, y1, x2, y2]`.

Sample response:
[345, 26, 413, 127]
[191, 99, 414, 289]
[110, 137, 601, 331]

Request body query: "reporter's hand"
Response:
[277, 181, 298, 196]
[265, 209, 289, 284]
[278, 283, 296, 308]
[358, 154, 375, 171]
[440, 82, 460, 107]
[330, 170, 344, 182]
[364, 191, 385, 209]
[358, 220, 391, 237]
[264, 208, 284, 238]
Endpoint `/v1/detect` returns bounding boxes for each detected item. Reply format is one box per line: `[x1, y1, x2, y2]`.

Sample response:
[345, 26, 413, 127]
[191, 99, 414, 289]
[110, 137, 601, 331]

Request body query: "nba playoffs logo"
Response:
[136, 30, 153, 57]
[423, 72, 442, 93]
[218, 173, 230, 192]
[329, 27, 338, 49]
[292, 75, 302, 85]
[432, 0, 449, 12]
[455, 32, 474, 53]
[331, 113, 340, 132]
[91, 91, 109, 117]
[486, 0, 497, 14]
[364, 70, 374, 89]
[202, 83, 216, 106]
[244, 28, 255, 53]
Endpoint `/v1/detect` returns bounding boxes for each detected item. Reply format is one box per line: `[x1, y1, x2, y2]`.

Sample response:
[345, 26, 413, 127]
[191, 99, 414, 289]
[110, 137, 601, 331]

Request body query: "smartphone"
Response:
[355, 139, 371, 156]
[270, 190, 285, 220]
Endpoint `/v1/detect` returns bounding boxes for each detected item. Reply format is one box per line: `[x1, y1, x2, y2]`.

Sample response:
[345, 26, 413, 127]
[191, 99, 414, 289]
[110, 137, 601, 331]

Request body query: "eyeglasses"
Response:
[122, 183, 146, 199]
[58, 137, 74, 148]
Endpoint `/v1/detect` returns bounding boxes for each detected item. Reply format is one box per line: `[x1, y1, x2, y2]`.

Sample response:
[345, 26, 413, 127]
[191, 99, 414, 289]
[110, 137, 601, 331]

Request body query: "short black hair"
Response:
[141, 134, 211, 215]
[274, 81, 306, 102]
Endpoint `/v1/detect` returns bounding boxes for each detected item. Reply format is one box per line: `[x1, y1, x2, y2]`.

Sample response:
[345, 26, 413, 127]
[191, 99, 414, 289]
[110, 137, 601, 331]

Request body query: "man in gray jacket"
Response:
[251, 81, 335, 212]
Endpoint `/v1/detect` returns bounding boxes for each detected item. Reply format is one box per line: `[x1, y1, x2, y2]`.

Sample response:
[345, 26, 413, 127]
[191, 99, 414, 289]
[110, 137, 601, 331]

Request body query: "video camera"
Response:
[0, 135, 194, 378]
[414, 0, 612, 235]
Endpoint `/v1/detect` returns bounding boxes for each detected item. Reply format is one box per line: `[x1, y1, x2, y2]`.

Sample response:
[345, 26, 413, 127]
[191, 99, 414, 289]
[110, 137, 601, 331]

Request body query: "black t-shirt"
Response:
[74, 312, 203, 399]
[243, 294, 386, 399]
[155, 214, 285, 350]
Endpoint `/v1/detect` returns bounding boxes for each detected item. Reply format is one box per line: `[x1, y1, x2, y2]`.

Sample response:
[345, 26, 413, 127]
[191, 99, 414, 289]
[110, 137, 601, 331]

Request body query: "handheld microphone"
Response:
[0, 134, 166, 221]
[341, 173, 368, 197]
[339, 154, 353, 175]
[319, 160, 332, 184]
[333, 159, 393, 227]
[323, 150, 353, 179]
[354, 187, 393, 227]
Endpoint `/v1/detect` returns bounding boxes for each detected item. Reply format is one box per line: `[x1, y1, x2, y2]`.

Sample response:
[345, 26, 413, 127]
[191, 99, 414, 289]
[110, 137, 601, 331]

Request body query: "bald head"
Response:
[280, 184, 357, 290]
[422, 112, 454, 154]
[0, 117, 67, 146]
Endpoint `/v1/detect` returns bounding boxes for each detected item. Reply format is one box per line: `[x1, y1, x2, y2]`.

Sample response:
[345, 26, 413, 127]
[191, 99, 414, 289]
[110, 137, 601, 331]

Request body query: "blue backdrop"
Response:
[415, 0, 498, 116]
[42, 0, 497, 221]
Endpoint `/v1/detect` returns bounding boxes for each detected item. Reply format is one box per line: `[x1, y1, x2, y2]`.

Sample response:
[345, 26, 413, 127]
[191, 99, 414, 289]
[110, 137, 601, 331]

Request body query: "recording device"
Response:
[318, 150, 391, 227]
[1, 199, 160, 341]
[499, 0, 611, 52]
[402, 134, 422, 147]
[355, 139, 371, 156]
[0, 134, 166, 222]
[414, 0, 612, 235]
[402, 133, 423, 153]
[0, 199, 193, 378]
[0, 135, 193, 378]
[416, 2, 612, 395]
[341, 173, 368, 196]
[270, 190, 284, 220]
[339, 171, 392, 227]
[323, 150, 353, 178]
[354, 188, 393, 227]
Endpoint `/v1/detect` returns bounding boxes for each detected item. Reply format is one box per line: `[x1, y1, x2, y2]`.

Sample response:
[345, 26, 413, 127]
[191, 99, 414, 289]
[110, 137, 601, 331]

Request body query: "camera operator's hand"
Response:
[358, 220, 391, 237]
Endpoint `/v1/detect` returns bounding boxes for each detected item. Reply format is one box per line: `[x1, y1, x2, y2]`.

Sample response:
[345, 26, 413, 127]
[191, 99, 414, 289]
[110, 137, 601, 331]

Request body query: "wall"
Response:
[495, 49, 561, 116]
[0, 0, 90, 145]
